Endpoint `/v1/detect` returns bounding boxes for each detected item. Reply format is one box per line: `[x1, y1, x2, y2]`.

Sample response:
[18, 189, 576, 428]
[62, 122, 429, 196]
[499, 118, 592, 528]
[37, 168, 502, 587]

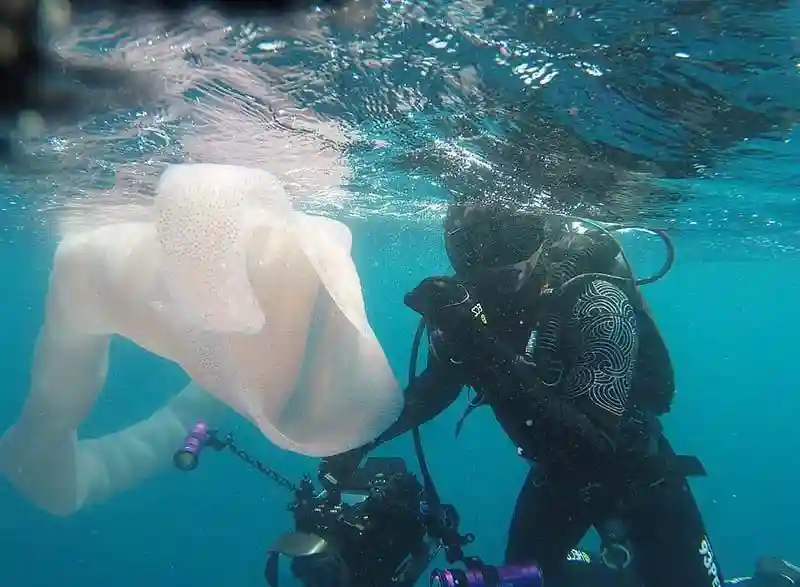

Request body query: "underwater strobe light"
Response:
[430, 562, 543, 587]
[173, 421, 211, 471]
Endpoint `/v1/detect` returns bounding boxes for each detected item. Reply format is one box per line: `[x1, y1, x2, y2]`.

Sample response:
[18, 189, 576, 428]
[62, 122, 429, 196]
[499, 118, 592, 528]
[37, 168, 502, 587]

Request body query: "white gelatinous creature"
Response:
[0, 163, 401, 516]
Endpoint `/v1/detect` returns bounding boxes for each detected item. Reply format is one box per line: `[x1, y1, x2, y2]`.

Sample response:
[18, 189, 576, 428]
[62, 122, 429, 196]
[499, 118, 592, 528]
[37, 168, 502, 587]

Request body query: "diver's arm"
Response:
[371, 355, 464, 446]
[319, 355, 462, 482]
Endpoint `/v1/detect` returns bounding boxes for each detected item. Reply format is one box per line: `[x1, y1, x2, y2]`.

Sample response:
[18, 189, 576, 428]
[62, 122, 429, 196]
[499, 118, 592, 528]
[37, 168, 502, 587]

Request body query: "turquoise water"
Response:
[1, 2, 799, 586]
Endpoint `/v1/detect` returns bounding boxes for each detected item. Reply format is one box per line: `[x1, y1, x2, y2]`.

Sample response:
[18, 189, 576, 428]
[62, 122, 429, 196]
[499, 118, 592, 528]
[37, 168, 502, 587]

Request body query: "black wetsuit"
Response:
[565, 550, 787, 587]
[351, 276, 723, 587]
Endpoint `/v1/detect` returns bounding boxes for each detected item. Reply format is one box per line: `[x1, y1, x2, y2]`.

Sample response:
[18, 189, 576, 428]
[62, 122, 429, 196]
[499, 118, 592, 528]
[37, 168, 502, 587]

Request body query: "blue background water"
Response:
[2, 216, 798, 585]
[1, 0, 799, 584]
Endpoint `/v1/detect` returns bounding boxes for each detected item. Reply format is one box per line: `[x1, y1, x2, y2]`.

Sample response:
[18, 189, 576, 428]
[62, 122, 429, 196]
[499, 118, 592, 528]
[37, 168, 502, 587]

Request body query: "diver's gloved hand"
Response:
[405, 276, 495, 367]
[404, 276, 489, 360]
[318, 446, 368, 488]
[404, 276, 490, 337]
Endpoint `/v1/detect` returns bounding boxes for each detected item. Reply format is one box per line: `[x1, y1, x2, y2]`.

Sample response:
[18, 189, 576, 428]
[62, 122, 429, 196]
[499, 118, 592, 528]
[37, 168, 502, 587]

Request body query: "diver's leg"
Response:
[564, 549, 627, 587]
[626, 437, 723, 587]
[505, 467, 594, 586]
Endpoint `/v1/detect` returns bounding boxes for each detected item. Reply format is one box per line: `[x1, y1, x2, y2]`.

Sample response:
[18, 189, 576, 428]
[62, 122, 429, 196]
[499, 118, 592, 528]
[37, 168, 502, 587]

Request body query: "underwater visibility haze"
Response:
[0, 1, 798, 586]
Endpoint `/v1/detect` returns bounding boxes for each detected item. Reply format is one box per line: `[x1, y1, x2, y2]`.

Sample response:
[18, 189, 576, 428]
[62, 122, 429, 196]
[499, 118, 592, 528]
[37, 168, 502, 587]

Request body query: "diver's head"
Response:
[444, 203, 550, 317]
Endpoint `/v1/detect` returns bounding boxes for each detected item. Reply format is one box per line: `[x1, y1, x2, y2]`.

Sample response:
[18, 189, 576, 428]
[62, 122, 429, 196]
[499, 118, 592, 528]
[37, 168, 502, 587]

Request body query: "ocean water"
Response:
[1, 2, 799, 586]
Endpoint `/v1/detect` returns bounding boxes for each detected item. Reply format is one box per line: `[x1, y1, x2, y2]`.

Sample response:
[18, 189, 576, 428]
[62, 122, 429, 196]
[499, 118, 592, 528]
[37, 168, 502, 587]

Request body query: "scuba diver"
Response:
[320, 202, 721, 587]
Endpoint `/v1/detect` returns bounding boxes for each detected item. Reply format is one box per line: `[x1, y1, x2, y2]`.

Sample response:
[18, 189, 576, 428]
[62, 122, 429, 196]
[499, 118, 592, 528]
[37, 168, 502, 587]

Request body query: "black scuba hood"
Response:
[444, 203, 628, 287]
[444, 203, 549, 277]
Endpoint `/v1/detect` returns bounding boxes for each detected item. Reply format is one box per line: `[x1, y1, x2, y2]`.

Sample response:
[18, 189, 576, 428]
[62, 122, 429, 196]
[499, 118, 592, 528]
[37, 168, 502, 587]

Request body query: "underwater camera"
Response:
[265, 456, 436, 587]
[174, 422, 535, 587]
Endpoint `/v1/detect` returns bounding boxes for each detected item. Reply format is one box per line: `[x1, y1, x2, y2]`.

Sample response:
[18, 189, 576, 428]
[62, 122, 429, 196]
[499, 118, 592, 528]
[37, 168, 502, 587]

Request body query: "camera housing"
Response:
[266, 457, 431, 587]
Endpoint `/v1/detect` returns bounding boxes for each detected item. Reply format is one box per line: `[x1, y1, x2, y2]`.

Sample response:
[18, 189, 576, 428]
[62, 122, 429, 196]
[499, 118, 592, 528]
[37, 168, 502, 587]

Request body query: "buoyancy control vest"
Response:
[528, 221, 676, 417]
[451, 218, 677, 437]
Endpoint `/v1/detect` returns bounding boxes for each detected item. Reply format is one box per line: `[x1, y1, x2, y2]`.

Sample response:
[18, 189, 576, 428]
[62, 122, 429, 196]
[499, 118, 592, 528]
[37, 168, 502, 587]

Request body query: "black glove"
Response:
[318, 446, 368, 488]
[404, 276, 490, 337]
[405, 276, 495, 367]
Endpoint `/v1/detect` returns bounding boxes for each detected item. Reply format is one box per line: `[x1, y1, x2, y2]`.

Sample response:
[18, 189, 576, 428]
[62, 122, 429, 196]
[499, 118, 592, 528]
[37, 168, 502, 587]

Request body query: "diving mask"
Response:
[466, 241, 547, 296]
